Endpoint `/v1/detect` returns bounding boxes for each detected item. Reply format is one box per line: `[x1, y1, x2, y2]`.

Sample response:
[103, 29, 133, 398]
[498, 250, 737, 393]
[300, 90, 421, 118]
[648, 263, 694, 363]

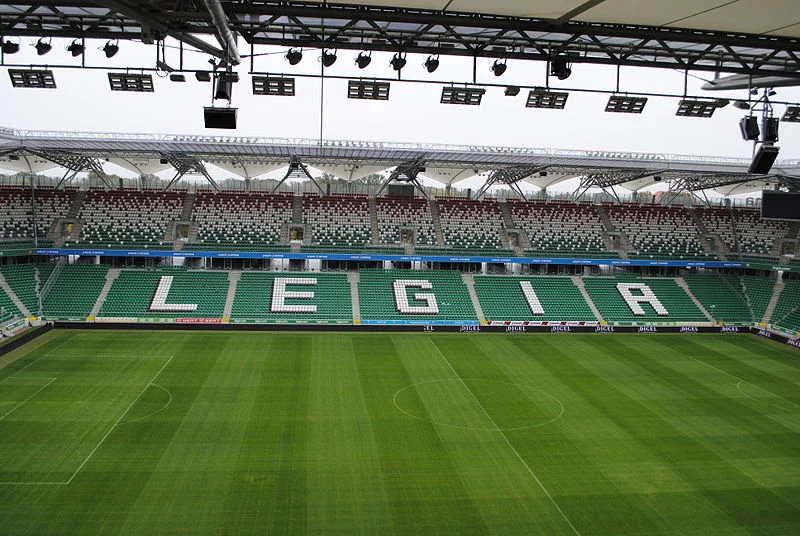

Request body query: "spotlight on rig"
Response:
[550, 54, 572, 80]
[102, 40, 119, 58]
[424, 55, 440, 73]
[390, 53, 407, 72]
[66, 39, 84, 57]
[355, 51, 371, 69]
[490, 59, 507, 77]
[33, 38, 52, 56]
[1, 39, 20, 55]
[285, 48, 302, 65]
[321, 50, 337, 68]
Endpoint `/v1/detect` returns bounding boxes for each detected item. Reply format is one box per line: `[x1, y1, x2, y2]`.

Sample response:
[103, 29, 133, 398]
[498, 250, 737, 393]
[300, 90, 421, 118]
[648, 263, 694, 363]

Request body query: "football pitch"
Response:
[1, 329, 799, 535]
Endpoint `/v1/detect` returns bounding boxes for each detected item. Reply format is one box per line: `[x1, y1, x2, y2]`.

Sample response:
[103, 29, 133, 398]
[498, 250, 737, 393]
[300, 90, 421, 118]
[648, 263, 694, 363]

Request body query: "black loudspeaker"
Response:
[762, 117, 779, 142]
[748, 145, 780, 174]
[739, 116, 759, 140]
[204, 107, 237, 129]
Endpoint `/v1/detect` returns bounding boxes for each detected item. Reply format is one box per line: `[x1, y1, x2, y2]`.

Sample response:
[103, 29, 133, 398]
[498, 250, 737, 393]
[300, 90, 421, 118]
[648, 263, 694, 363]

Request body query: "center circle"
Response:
[393, 379, 564, 431]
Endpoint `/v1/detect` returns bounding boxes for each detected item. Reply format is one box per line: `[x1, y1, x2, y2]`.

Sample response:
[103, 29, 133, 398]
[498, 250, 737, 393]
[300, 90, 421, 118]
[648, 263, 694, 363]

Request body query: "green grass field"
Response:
[1, 329, 799, 535]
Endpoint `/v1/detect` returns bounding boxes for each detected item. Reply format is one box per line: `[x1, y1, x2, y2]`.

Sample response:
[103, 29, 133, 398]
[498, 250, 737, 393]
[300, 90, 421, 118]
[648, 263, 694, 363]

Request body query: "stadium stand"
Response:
[67, 189, 184, 249]
[0, 188, 34, 247]
[771, 279, 800, 333]
[376, 197, 437, 246]
[696, 206, 789, 258]
[436, 198, 505, 250]
[359, 269, 477, 321]
[508, 200, 615, 258]
[474, 276, 597, 321]
[304, 195, 372, 247]
[42, 264, 109, 318]
[34, 188, 74, 244]
[231, 272, 352, 322]
[740, 275, 775, 322]
[98, 268, 228, 318]
[682, 275, 760, 324]
[189, 192, 293, 251]
[0, 264, 37, 313]
[606, 205, 708, 259]
[583, 276, 707, 323]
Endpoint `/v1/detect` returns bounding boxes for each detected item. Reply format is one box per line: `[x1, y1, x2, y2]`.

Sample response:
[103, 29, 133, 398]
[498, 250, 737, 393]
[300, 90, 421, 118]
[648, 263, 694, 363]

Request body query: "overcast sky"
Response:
[2, 36, 800, 192]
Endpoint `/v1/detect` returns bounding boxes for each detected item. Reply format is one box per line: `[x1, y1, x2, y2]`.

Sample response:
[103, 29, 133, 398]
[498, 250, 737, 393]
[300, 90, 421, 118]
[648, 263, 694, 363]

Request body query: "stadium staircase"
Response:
[292, 195, 303, 224]
[686, 208, 719, 257]
[66, 190, 86, 219]
[348, 270, 361, 322]
[572, 276, 604, 321]
[763, 279, 785, 324]
[460, 273, 485, 322]
[181, 192, 195, 221]
[770, 279, 800, 333]
[90, 267, 121, 317]
[368, 197, 379, 245]
[428, 199, 446, 247]
[674, 277, 717, 322]
[594, 204, 628, 259]
[223, 270, 240, 319]
[0, 271, 30, 317]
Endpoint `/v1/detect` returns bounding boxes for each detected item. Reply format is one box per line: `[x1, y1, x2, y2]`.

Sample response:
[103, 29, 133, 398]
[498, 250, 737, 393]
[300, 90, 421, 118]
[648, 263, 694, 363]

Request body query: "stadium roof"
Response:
[1, 1, 799, 79]
[1, 125, 798, 195]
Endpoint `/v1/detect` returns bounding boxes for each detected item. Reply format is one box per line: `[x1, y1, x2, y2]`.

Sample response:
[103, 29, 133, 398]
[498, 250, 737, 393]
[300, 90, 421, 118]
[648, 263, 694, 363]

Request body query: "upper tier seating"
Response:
[508, 200, 612, 257]
[231, 272, 351, 321]
[696, 207, 789, 257]
[0, 264, 38, 314]
[98, 269, 228, 318]
[771, 279, 800, 333]
[34, 188, 74, 240]
[69, 189, 184, 248]
[474, 276, 597, 322]
[436, 198, 505, 250]
[376, 197, 437, 246]
[583, 276, 707, 323]
[606, 205, 707, 259]
[0, 188, 33, 246]
[304, 195, 371, 247]
[190, 192, 293, 251]
[359, 269, 477, 321]
[42, 264, 109, 318]
[682, 275, 768, 324]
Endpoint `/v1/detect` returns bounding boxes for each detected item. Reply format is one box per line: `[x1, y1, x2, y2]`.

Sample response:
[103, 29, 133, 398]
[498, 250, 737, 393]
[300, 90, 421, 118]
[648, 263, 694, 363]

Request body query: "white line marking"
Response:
[427, 337, 582, 536]
[64, 355, 174, 485]
[0, 378, 56, 421]
[118, 384, 173, 426]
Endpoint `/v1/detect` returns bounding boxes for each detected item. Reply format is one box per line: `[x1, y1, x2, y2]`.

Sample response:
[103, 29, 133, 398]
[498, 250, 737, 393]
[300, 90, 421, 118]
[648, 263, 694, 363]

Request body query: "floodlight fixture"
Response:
[782, 105, 800, 122]
[550, 54, 572, 80]
[390, 53, 407, 71]
[252, 76, 295, 96]
[321, 50, 337, 68]
[355, 51, 371, 69]
[424, 55, 439, 73]
[441, 86, 485, 105]
[490, 59, 507, 77]
[504, 85, 520, 96]
[34, 38, 52, 56]
[739, 116, 759, 140]
[195, 71, 211, 82]
[733, 100, 751, 110]
[1, 39, 20, 55]
[526, 88, 568, 109]
[675, 98, 727, 117]
[108, 73, 154, 92]
[102, 40, 119, 58]
[605, 95, 647, 114]
[169, 73, 186, 82]
[347, 80, 390, 100]
[8, 69, 56, 89]
[285, 48, 302, 65]
[66, 39, 84, 57]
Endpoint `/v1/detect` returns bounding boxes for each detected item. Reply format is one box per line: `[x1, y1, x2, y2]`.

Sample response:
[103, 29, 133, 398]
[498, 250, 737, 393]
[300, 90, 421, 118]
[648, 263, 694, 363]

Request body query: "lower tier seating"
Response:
[42, 264, 109, 318]
[771, 279, 800, 333]
[359, 269, 476, 321]
[231, 272, 351, 321]
[0, 264, 38, 314]
[98, 269, 228, 318]
[583, 276, 707, 323]
[682, 275, 757, 324]
[474, 276, 597, 322]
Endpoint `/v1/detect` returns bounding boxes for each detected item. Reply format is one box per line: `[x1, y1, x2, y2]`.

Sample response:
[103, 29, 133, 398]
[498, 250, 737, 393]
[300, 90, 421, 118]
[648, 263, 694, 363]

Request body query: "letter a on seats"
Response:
[393, 280, 439, 314]
[271, 278, 318, 313]
[149, 276, 198, 312]
[520, 281, 545, 315]
[617, 282, 669, 316]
